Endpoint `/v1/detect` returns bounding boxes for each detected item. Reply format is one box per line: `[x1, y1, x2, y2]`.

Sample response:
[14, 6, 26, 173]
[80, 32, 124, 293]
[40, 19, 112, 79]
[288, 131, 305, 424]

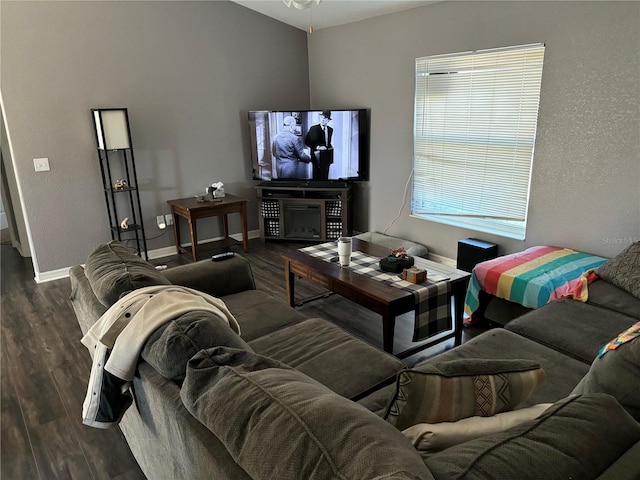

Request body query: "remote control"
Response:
[211, 252, 235, 261]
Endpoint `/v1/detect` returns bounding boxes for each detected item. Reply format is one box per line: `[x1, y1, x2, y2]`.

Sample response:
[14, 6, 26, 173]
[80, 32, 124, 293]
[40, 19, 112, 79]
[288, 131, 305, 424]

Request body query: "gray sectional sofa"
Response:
[69, 240, 640, 480]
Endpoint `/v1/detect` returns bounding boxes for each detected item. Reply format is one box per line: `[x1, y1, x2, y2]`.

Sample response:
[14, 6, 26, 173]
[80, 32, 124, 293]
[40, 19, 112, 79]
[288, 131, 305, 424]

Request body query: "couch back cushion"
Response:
[181, 347, 435, 480]
[587, 277, 640, 320]
[141, 311, 253, 383]
[424, 393, 640, 480]
[505, 299, 638, 364]
[85, 241, 171, 307]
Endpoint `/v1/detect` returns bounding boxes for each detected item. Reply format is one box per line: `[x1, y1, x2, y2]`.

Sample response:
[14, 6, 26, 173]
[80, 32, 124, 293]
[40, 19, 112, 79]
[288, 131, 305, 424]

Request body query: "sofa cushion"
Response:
[358, 383, 397, 416]
[384, 359, 545, 430]
[248, 317, 404, 400]
[181, 347, 435, 480]
[84, 241, 171, 307]
[403, 403, 552, 456]
[596, 441, 640, 480]
[571, 324, 640, 421]
[505, 299, 638, 364]
[424, 393, 640, 480]
[597, 241, 640, 299]
[222, 290, 305, 341]
[141, 311, 253, 383]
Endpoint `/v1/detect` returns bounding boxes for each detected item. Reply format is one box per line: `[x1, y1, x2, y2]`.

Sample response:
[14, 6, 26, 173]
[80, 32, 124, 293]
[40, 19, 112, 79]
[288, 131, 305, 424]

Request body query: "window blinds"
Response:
[412, 44, 545, 240]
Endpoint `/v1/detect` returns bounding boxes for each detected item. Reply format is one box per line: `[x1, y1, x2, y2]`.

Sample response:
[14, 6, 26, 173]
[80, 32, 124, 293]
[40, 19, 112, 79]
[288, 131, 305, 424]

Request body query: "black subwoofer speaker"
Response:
[457, 238, 498, 273]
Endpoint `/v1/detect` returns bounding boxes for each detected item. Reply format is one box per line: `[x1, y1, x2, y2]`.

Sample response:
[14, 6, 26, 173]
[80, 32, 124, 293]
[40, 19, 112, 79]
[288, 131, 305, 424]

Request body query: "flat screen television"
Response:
[248, 109, 369, 183]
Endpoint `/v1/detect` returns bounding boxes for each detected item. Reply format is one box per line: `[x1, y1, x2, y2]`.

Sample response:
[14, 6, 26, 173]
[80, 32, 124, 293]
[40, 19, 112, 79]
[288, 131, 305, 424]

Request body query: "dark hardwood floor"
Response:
[1, 239, 487, 479]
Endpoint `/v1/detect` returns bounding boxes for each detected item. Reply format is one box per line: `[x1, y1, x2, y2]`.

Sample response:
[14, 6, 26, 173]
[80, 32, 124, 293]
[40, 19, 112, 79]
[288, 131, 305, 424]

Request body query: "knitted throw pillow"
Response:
[384, 358, 545, 431]
[597, 241, 640, 299]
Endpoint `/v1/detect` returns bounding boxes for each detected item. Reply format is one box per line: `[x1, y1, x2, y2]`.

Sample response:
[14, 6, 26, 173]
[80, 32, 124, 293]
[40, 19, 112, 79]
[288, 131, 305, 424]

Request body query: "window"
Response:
[412, 44, 545, 240]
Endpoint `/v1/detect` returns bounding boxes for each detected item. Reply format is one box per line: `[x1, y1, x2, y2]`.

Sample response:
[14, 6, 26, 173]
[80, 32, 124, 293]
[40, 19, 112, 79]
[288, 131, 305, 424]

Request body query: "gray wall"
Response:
[1, 1, 309, 275]
[308, 1, 640, 259]
[3, 1, 639, 276]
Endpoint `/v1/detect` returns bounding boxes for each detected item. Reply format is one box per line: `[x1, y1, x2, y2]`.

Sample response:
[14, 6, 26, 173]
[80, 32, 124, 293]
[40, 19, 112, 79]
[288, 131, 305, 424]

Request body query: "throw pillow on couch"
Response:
[384, 358, 546, 430]
[596, 240, 640, 299]
[402, 402, 552, 456]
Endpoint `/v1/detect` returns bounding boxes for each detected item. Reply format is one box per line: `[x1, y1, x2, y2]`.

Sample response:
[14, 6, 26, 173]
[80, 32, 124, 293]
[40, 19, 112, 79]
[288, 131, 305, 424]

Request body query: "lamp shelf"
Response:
[92, 108, 148, 260]
[104, 186, 137, 194]
[111, 224, 143, 234]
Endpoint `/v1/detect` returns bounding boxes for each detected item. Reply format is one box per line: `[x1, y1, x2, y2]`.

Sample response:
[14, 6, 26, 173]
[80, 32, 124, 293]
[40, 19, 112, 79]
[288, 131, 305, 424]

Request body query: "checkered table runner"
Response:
[300, 242, 452, 341]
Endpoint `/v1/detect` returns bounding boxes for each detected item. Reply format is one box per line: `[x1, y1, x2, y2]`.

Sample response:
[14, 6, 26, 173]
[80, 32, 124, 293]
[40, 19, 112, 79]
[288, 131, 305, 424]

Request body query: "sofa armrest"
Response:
[69, 265, 108, 334]
[162, 255, 256, 297]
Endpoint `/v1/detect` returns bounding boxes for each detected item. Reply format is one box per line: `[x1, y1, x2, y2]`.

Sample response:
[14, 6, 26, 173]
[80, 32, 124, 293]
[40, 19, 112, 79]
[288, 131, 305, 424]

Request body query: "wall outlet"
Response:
[33, 157, 50, 172]
[156, 215, 166, 229]
[164, 214, 173, 226]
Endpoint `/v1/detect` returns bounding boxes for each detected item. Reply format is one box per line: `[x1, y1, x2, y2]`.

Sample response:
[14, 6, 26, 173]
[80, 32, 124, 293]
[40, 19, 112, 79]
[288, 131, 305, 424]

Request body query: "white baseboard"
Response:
[35, 267, 74, 284]
[149, 229, 262, 260]
[34, 229, 261, 283]
[147, 245, 180, 260]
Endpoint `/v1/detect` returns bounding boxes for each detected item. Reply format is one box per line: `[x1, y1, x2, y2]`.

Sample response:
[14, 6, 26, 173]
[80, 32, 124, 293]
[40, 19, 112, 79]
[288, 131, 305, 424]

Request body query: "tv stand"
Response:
[305, 180, 348, 188]
[256, 184, 351, 242]
[259, 180, 348, 189]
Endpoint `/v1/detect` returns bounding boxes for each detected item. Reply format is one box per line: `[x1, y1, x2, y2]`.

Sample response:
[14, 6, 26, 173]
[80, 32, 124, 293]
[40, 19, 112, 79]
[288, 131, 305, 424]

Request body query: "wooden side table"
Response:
[167, 194, 249, 261]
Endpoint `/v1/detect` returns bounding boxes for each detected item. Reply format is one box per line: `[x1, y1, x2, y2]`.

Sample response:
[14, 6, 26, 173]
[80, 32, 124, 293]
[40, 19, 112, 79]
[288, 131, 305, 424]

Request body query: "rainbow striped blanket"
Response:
[464, 246, 607, 325]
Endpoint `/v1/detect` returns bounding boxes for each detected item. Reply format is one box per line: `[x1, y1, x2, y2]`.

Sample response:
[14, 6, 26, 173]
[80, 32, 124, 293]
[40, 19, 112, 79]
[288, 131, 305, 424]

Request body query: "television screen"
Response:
[248, 109, 369, 183]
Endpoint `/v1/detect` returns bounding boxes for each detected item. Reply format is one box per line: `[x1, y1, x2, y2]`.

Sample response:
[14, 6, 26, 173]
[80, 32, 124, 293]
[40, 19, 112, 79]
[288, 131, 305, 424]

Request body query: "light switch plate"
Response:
[34, 157, 50, 172]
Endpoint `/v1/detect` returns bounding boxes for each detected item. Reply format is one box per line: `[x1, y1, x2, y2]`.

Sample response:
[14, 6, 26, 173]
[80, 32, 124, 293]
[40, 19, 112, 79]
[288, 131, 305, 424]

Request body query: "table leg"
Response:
[453, 284, 465, 346]
[172, 212, 181, 254]
[381, 312, 396, 354]
[240, 202, 249, 253]
[222, 214, 229, 239]
[284, 259, 295, 307]
[188, 216, 199, 261]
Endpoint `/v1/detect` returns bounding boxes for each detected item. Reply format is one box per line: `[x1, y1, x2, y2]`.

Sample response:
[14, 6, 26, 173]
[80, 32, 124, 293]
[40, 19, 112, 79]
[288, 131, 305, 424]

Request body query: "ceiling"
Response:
[230, 0, 439, 32]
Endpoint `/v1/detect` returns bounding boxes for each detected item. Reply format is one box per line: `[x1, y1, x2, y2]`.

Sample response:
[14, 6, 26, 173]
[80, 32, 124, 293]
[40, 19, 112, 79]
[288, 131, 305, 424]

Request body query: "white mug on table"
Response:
[337, 237, 352, 266]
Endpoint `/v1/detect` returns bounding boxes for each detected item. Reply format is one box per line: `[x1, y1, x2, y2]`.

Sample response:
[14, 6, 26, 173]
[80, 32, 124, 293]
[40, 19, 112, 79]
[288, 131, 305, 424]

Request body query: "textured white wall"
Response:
[1, 1, 310, 273]
[308, 1, 640, 259]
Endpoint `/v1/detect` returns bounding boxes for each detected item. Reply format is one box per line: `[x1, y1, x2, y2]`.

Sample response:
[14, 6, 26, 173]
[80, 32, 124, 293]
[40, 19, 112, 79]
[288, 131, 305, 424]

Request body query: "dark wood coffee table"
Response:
[281, 238, 471, 358]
